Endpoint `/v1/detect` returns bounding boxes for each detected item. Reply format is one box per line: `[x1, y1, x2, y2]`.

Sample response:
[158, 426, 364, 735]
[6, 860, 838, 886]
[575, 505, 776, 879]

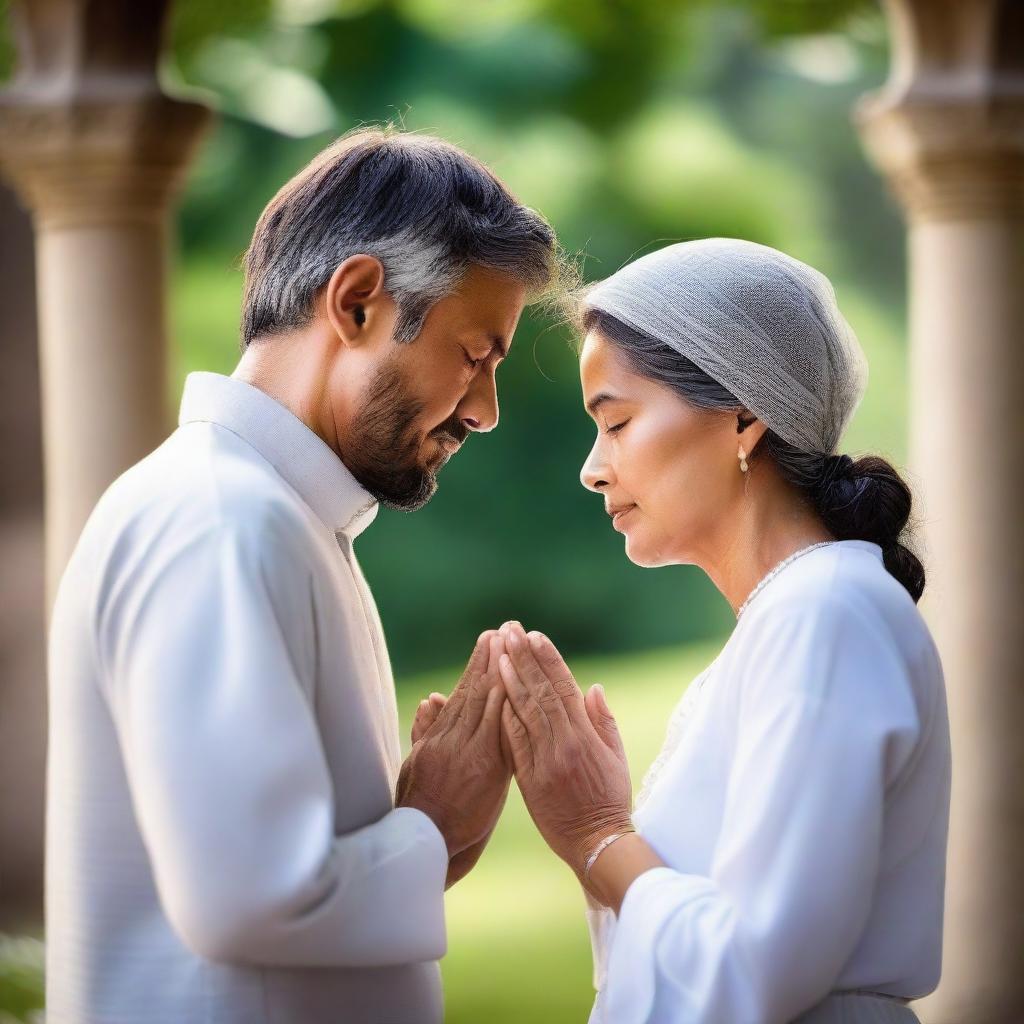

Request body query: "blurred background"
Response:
[164, 0, 902, 676]
[4, 1, 1019, 1022]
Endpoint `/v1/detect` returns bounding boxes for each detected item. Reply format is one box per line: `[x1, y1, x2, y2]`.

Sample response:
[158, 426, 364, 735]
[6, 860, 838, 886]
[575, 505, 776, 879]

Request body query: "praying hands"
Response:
[405, 622, 664, 907]
[396, 630, 512, 888]
[493, 622, 635, 887]
[494, 622, 667, 911]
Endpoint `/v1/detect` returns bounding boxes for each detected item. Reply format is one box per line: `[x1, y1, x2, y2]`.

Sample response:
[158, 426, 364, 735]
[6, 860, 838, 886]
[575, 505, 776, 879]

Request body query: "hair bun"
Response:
[814, 454, 911, 548]
[815, 453, 870, 518]
[819, 452, 855, 488]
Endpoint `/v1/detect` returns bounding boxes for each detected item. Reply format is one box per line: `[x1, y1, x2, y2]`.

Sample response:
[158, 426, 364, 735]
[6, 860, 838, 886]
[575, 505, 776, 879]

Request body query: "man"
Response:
[45, 128, 559, 1024]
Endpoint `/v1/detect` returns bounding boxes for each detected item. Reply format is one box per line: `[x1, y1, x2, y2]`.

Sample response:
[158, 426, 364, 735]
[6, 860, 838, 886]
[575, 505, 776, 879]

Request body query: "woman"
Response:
[495, 238, 951, 1024]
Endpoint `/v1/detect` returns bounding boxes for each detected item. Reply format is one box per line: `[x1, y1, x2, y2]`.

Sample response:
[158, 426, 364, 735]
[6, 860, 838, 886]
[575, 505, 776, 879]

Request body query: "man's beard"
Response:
[342, 359, 468, 512]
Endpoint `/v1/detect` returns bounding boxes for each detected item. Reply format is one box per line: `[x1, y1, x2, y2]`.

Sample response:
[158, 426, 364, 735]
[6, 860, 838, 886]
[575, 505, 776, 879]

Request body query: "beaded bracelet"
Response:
[583, 828, 636, 886]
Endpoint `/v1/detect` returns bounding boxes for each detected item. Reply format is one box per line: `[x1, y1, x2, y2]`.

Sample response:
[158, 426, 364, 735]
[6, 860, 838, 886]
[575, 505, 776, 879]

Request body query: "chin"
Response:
[366, 460, 439, 512]
[623, 525, 678, 568]
[626, 549, 666, 569]
[623, 536, 660, 568]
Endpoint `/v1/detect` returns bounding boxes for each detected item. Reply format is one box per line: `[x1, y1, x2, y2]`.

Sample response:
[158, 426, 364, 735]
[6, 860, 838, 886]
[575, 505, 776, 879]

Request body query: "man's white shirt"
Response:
[46, 371, 449, 1024]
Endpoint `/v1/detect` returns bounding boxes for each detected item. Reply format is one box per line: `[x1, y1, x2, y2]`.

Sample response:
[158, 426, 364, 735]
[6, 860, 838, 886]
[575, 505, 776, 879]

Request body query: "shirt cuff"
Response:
[373, 806, 449, 963]
[392, 805, 449, 864]
[605, 867, 711, 1024]
[619, 864, 678, 918]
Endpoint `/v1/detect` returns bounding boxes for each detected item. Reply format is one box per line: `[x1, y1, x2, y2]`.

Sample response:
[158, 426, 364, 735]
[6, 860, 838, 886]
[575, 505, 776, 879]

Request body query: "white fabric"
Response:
[586, 540, 950, 1024]
[583, 238, 869, 454]
[46, 371, 449, 1024]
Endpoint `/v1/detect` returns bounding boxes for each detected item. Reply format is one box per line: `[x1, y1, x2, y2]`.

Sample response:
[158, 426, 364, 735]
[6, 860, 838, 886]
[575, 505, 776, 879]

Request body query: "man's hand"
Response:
[396, 630, 511, 881]
[411, 692, 448, 745]
[411, 690, 510, 888]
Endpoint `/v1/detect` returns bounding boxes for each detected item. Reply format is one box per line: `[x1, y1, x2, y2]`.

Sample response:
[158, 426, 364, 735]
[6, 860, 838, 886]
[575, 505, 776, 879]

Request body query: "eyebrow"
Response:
[585, 391, 622, 416]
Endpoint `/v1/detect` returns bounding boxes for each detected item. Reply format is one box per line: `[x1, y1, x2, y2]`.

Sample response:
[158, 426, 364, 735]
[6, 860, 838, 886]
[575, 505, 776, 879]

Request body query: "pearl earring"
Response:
[738, 445, 749, 473]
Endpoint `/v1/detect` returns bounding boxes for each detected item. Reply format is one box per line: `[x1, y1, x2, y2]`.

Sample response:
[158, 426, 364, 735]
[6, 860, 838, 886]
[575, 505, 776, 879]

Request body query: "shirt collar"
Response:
[839, 539, 884, 561]
[178, 371, 379, 539]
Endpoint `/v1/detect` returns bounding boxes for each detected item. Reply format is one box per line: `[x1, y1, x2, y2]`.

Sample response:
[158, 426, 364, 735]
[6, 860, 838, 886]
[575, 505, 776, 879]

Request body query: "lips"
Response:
[431, 432, 464, 459]
[608, 504, 637, 530]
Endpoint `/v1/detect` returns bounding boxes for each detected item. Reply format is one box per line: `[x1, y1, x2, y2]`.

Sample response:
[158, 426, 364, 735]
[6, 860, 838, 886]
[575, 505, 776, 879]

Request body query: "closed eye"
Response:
[605, 419, 629, 435]
[462, 347, 485, 370]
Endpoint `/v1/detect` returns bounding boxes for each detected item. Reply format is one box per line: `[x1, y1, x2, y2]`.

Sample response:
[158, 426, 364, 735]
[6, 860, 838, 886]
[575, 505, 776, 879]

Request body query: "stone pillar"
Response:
[0, 0, 211, 610]
[0, 180, 45, 930]
[855, 2, 1024, 1021]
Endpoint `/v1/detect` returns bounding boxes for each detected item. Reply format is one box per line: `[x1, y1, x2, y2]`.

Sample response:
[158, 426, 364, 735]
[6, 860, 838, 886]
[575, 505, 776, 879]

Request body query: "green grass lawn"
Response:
[0, 638, 718, 1023]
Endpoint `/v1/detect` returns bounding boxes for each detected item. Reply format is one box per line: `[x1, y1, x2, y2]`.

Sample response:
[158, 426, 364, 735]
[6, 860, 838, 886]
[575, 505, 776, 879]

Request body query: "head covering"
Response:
[582, 238, 868, 454]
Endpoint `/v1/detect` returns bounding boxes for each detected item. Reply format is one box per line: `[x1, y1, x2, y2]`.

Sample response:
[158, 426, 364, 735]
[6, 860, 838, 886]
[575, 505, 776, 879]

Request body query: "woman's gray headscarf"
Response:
[582, 238, 868, 455]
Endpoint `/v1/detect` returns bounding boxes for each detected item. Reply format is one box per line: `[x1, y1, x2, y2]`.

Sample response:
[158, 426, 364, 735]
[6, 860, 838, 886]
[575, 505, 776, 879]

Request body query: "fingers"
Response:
[466, 629, 494, 677]
[503, 623, 572, 735]
[498, 705, 514, 769]
[497, 646, 555, 748]
[500, 699, 533, 776]
[442, 630, 496, 722]
[476, 681, 505, 753]
[459, 629, 505, 733]
[525, 630, 588, 725]
[412, 701, 430, 745]
[459, 630, 494, 691]
[486, 630, 504, 686]
[584, 684, 626, 759]
[483, 631, 511, 767]
[411, 693, 441, 743]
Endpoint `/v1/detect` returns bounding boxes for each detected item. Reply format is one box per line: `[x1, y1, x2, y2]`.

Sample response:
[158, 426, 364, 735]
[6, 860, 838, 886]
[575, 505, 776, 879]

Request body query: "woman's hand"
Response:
[497, 621, 634, 888]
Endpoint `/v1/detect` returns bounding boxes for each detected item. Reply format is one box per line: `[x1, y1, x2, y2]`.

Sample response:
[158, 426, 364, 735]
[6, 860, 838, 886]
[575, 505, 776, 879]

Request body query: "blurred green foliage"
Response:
[0, 935, 43, 1024]
[159, 0, 904, 677]
[0, 5, 906, 681]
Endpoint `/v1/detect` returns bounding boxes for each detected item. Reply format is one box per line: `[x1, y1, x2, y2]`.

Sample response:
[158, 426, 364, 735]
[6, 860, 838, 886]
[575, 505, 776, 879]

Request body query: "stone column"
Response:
[856, 2, 1024, 1021]
[0, 0, 211, 610]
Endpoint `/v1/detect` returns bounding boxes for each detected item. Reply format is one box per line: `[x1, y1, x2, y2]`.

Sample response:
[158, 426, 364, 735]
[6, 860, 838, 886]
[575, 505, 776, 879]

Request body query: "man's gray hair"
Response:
[241, 127, 559, 347]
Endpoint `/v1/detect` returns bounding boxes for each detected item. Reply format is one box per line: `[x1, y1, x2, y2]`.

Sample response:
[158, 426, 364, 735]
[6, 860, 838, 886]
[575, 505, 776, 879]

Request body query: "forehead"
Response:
[448, 265, 528, 324]
[413, 264, 527, 356]
[580, 330, 634, 390]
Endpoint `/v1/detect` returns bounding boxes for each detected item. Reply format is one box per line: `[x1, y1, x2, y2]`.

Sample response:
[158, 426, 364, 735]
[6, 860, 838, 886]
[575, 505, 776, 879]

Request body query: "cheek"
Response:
[402, 371, 462, 436]
[418, 369, 470, 428]
[623, 416, 727, 529]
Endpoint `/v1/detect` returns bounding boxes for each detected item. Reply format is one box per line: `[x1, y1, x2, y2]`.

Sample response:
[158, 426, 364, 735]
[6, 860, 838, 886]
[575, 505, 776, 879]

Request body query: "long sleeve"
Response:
[603, 594, 922, 1024]
[95, 519, 448, 968]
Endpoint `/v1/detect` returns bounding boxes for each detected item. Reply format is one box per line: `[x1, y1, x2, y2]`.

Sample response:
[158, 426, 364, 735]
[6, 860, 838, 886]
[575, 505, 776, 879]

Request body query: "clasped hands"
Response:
[395, 621, 633, 898]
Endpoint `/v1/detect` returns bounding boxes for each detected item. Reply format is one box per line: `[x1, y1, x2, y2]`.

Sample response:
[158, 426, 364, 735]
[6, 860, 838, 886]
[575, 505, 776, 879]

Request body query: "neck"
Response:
[232, 329, 341, 454]
[701, 471, 835, 618]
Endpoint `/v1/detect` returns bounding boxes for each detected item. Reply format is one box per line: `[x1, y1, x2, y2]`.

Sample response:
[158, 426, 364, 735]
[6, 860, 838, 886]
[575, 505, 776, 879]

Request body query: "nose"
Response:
[457, 369, 500, 433]
[580, 436, 612, 493]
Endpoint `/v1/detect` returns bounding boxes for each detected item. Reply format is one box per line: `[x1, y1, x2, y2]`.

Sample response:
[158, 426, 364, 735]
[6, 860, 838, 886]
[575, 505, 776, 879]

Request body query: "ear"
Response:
[736, 409, 768, 452]
[324, 254, 390, 348]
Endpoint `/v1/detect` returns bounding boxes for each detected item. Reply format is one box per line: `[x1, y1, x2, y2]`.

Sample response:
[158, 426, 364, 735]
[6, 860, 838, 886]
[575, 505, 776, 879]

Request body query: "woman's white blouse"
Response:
[586, 540, 951, 1024]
